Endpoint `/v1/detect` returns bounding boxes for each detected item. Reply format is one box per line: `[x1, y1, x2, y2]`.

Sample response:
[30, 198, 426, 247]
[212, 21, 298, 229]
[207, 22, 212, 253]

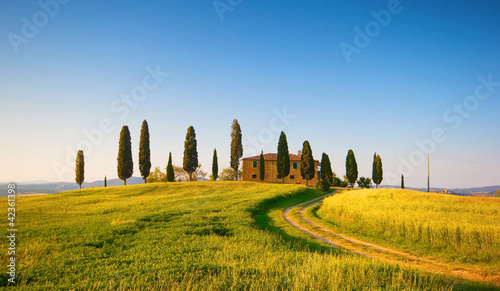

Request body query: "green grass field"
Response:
[1, 182, 496, 290]
[315, 189, 500, 272]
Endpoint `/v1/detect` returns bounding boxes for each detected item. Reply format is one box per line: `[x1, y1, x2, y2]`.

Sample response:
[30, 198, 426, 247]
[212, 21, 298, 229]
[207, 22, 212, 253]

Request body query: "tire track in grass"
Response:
[282, 192, 369, 256]
[283, 190, 500, 286]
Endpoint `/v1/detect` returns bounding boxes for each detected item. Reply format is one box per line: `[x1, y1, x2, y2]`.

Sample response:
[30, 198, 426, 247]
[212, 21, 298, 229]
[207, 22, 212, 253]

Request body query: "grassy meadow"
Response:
[1, 182, 496, 290]
[315, 189, 500, 272]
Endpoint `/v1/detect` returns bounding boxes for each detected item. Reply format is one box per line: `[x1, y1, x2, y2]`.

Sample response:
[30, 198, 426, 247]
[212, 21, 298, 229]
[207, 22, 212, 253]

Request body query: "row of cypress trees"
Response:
[273, 131, 384, 188]
[341, 149, 384, 188]
[75, 121, 148, 188]
[77, 119, 243, 187]
[116, 121, 150, 185]
[75, 119, 385, 188]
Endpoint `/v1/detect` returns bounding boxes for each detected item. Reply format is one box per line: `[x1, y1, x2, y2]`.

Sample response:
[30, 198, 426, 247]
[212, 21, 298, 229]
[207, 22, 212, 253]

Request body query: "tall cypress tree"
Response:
[166, 152, 174, 182]
[212, 149, 218, 181]
[230, 119, 243, 181]
[183, 126, 198, 181]
[320, 153, 333, 185]
[75, 150, 84, 189]
[372, 153, 383, 189]
[345, 149, 358, 188]
[300, 141, 315, 186]
[139, 120, 151, 183]
[104, 176, 107, 187]
[259, 151, 265, 181]
[277, 131, 290, 184]
[401, 174, 405, 189]
[117, 125, 133, 185]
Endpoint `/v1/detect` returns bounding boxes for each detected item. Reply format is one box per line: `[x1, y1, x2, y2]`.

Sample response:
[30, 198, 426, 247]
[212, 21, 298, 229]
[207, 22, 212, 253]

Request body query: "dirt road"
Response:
[283, 191, 500, 286]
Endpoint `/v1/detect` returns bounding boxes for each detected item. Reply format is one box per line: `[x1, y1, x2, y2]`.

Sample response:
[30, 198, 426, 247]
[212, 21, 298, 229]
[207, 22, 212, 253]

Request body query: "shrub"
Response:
[315, 180, 330, 191]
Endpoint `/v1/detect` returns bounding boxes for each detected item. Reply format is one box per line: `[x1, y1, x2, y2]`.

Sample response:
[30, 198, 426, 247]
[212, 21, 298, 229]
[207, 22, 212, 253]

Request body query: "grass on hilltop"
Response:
[0, 182, 496, 290]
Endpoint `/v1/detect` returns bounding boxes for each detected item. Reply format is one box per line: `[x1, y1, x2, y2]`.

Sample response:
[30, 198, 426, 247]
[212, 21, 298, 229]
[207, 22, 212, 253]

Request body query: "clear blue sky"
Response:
[1, 0, 499, 188]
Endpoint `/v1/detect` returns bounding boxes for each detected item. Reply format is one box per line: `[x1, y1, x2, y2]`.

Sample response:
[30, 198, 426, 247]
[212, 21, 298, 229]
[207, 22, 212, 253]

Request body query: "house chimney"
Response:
[297, 150, 302, 156]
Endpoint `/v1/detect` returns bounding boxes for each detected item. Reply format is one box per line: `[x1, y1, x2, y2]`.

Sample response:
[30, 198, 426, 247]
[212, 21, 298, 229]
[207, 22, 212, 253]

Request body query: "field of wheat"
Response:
[316, 189, 500, 270]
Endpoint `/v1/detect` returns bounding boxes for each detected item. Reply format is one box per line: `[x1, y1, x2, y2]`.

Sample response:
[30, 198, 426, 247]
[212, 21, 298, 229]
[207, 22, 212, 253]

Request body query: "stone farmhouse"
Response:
[241, 151, 319, 184]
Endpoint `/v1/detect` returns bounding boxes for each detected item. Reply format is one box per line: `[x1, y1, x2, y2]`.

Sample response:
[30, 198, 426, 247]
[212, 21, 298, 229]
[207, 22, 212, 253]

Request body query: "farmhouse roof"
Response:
[242, 153, 318, 162]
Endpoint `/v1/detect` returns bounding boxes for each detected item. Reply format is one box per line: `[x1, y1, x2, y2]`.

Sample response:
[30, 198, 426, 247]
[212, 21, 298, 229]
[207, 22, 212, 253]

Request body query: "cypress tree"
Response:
[372, 153, 383, 189]
[300, 141, 315, 186]
[401, 174, 405, 189]
[104, 176, 107, 187]
[230, 119, 243, 181]
[212, 149, 218, 181]
[167, 152, 174, 182]
[183, 126, 198, 181]
[277, 131, 290, 183]
[320, 153, 333, 185]
[75, 150, 84, 189]
[117, 125, 133, 185]
[139, 120, 151, 183]
[259, 151, 265, 181]
[345, 149, 358, 188]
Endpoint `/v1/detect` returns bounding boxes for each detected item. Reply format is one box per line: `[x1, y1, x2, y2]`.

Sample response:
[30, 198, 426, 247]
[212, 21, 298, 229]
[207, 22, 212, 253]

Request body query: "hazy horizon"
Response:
[1, 1, 499, 188]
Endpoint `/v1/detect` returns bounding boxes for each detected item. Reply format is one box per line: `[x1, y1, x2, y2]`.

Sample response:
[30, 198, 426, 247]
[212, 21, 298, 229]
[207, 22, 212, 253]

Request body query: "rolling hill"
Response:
[1, 182, 496, 290]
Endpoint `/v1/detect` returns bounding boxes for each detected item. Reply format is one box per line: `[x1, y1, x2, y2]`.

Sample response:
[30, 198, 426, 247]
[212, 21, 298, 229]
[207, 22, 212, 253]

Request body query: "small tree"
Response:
[357, 177, 372, 189]
[212, 149, 218, 181]
[230, 119, 243, 181]
[276, 131, 290, 183]
[300, 141, 315, 186]
[219, 167, 242, 181]
[147, 166, 167, 183]
[372, 153, 383, 189]
[259, 151, 265, 181]
[104, 176, 107, 187]
[173, 165, 184, 182]
[117, 125, 133, 185]
[183, 126, 198, 181]
[75, 150, 84, 189]
[401, 174, 405, 189]
[315, 180, 330, 191]
[496, 189, 500, 197]
[174, 165, 207, 181]
[339, 175, 349, 188]
[320, 153, 334, 185]
[333, 176, 346, 187]
[139, 120, 151, 183]
[345, 149, 358, 188]
[166, 152, 175, 182]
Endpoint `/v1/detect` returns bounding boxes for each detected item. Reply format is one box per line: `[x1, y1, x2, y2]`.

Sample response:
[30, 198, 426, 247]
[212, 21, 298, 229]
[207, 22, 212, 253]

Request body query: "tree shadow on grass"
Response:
[248, 189, 346, 256]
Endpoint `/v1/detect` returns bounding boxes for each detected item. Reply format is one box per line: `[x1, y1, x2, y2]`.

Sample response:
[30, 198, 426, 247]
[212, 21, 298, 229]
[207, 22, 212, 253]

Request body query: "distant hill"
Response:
[0, 177, 145, 197]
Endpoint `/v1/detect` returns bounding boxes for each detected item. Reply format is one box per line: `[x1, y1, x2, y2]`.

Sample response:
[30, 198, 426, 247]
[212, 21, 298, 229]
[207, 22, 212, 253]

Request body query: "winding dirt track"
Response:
[283, 191, 500, 286]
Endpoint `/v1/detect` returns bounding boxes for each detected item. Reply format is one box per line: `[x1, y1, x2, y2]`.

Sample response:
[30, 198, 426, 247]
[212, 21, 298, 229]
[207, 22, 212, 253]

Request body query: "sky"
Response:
[1, 0, 499, 188]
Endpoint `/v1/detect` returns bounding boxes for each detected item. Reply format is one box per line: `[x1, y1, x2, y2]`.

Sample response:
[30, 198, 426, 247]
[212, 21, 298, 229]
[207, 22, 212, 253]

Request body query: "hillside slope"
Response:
[1, 183, 492, 290]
